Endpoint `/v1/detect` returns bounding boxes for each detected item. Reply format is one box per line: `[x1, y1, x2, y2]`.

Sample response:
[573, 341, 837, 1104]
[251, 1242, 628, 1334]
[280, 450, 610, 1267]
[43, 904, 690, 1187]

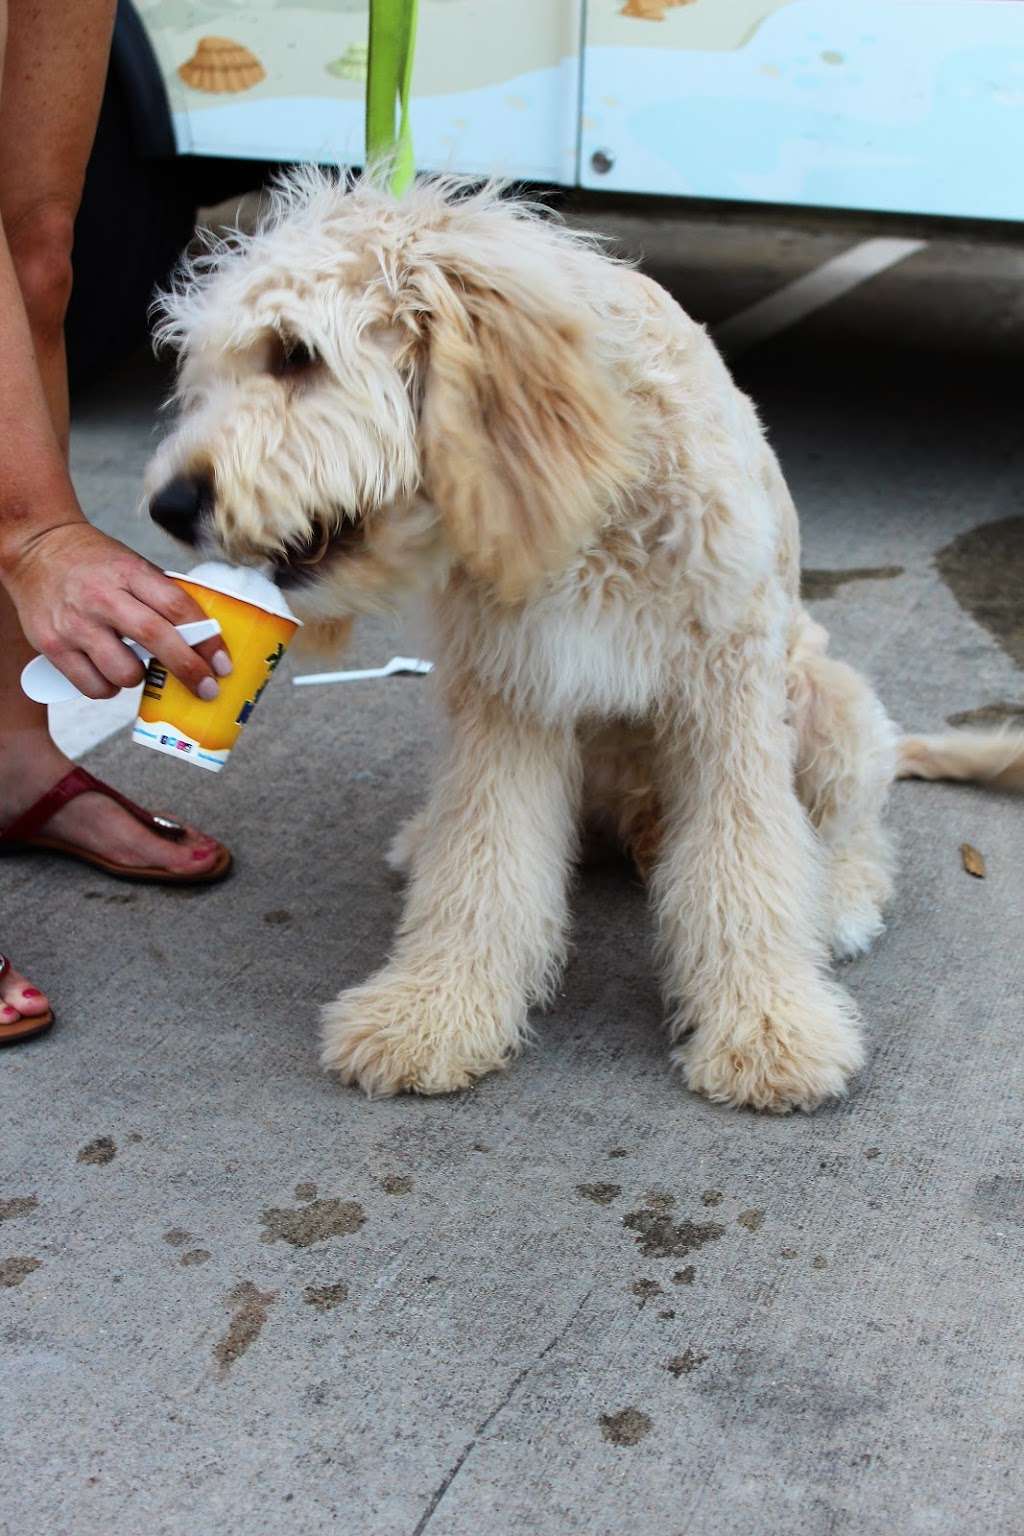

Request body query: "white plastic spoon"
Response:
[292, 656, 433, 686]
[20, 619, 223, 705]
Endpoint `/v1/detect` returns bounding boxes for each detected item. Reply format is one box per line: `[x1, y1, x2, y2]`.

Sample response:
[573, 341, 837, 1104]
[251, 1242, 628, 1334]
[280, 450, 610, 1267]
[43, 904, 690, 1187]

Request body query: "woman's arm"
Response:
[0, 212, 229, 699]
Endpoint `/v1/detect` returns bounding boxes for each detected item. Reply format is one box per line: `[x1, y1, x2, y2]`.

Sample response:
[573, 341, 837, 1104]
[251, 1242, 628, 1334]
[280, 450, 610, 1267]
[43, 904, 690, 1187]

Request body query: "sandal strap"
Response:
[0, 766, 186, 847]
[0, 954, 8, 981]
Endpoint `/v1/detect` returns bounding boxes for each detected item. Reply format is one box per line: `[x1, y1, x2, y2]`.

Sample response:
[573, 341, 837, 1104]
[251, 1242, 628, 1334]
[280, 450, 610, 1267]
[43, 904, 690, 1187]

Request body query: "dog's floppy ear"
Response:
[417, 250, 639, 603]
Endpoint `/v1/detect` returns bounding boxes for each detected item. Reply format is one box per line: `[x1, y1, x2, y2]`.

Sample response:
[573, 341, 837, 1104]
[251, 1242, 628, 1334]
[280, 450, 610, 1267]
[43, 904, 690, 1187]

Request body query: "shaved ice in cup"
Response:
[133, 562, 300, 772]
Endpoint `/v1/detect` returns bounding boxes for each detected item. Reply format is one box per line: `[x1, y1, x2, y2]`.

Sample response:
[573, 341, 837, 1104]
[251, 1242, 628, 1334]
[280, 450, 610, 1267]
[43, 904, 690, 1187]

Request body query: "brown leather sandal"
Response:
[0, 953, 54, 1045]
[0, 766, 232, 885]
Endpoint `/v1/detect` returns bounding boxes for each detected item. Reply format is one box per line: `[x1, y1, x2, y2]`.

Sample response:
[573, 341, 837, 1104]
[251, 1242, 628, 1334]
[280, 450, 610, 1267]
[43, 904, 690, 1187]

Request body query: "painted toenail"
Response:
[212, 649, 233, 677]
[198, 677, 219, 701]
[22, 988, 42, 998]
[2, 1006, 17, 1018]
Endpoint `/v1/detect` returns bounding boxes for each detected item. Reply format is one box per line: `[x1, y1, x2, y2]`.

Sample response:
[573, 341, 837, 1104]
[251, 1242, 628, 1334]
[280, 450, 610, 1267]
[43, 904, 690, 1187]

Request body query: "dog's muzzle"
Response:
[149, 473, 213, 546]
[272, 516, 366, 588]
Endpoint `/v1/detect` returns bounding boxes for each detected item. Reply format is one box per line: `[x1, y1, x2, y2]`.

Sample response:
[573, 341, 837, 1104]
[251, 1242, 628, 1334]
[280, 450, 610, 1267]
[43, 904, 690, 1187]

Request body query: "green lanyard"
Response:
[365, 0, 419, 196]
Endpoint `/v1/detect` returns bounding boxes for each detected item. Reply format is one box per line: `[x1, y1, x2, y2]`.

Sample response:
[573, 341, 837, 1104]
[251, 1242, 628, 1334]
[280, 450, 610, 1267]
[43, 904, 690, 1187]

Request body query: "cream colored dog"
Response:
[146, 172, 1022, 1112]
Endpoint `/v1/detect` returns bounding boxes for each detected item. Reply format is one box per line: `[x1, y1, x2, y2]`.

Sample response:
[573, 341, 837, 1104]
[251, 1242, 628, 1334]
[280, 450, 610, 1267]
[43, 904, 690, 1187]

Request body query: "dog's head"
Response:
[146, 172, 640, 623]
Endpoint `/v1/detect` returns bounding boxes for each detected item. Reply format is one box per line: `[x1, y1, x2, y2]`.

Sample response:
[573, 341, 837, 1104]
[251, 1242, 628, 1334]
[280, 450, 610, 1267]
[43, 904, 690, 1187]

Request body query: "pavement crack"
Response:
[409, 1287, 592, 1536]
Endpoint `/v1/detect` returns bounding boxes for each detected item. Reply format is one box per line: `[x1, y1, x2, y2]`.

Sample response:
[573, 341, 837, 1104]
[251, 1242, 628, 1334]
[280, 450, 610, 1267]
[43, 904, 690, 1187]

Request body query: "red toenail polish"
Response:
[2, 1006, 16, 1018]
[22, 988, 42, 998]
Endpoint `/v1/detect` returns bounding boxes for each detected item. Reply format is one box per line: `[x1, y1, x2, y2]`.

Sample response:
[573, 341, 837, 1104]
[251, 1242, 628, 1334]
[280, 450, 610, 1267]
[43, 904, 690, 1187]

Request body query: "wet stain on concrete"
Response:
[623, 1204, 725, 1260]
[658, 1309, 676, 1321]
[666, 1348, 708, 1377]
[812, 1256, 829, 1270]
[214, 1281, 277, 1377]
[643, 1191, 676, 1213]
[304, 1282, 349, 1313]
[801, 566, 903, 602]
[380, 1174, 413, 1196]
[77, 1137, 116, 1166]
[701, 1190, 724, 1207]
[0, 1196, 38, 1225]
[260, 1198, 366, 1248]
[126, 1132, 144, 1145]
[781, 1248, 799, 1260]
[263, 910, 292, 926]
[974, 1173, 1024, 1228]
[181, 1250, 211, 1267]
[294, 1183, 318, 1202]
[599, 1407, 652, 1446]
[163, 1229, 191, 1247]
[935, 519, 1024, 667]
[631, 1278, 663, 1309]
[673, 1266, 696, 1285]
[607, 1148, 630, 1159]
[947, 701, 1024, 728]
[0, 1257, 41, 1288]
[700, 1347, 882, 1431]
[864, 1147, 881, 1160]
[577, 1182, 622, 1206]
[737, 1208, 765, 1233]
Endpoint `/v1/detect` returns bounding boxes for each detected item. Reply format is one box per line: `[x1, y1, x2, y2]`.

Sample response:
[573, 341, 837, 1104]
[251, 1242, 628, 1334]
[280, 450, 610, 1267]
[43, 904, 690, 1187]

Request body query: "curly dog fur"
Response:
[147, 171, 1023, 1112]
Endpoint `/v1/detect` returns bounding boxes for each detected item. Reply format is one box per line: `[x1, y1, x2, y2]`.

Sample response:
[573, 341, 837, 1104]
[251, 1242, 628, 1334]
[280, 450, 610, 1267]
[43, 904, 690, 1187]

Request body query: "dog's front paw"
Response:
[320, 971, 524, 1097]
[674, 982, 864, 1114]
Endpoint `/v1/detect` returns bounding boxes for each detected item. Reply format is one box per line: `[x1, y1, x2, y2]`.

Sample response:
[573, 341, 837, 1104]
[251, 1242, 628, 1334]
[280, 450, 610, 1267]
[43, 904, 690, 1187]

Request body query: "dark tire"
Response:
[65, 64, 196, 390]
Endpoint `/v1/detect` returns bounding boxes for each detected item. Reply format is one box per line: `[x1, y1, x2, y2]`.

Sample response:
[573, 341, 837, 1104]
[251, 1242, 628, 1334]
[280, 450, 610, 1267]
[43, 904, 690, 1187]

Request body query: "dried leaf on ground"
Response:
[960, 843, 986, 879]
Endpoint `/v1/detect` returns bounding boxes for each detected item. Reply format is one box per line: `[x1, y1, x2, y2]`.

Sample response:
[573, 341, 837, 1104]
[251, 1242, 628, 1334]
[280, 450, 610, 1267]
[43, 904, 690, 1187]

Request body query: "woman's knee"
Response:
[5, 201, 78, 345]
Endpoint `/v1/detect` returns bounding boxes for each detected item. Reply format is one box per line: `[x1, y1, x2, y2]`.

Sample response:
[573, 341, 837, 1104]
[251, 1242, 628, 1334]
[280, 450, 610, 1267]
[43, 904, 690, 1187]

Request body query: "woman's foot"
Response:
[0, 956, 51, 1026]
[0, 734, 223, 877]
[0, 953, 53, 1044]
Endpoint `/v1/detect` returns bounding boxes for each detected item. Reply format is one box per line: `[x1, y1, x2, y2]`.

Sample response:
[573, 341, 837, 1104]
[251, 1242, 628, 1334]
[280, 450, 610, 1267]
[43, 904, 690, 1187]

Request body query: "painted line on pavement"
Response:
[712, 237, 927, 357]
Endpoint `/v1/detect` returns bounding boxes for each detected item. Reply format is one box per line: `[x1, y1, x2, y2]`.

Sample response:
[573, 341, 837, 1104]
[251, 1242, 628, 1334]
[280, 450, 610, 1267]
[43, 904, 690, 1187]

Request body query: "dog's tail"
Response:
[898, 730, 1024, 792]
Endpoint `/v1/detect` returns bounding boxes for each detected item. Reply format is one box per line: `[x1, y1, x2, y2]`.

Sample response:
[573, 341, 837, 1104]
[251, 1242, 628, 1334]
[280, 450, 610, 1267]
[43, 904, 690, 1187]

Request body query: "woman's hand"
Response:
[0, 521, 231, 699]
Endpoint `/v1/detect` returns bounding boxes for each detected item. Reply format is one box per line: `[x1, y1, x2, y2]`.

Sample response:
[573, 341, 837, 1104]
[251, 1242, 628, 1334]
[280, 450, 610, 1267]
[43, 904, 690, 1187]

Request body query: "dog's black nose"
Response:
[149, 474, 211, 544]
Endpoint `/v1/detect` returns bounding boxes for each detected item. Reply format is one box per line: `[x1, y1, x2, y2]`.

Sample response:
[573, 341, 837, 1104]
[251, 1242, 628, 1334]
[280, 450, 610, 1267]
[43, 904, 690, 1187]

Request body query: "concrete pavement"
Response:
[2, 208, 1023, 1536]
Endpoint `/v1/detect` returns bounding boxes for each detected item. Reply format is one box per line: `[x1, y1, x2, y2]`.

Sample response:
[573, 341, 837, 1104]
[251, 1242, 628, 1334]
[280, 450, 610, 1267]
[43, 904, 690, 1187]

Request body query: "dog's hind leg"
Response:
[788, 619, 898, 960]
[579, 721, 663, 877]
[322, 688, 581, 1096]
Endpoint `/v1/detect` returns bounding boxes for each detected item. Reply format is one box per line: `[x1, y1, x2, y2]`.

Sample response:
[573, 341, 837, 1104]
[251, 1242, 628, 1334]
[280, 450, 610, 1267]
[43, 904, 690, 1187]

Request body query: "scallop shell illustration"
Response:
[326, 43, 368, 83]
[178, 36, 266, 94]
[621, 0, 694, 19]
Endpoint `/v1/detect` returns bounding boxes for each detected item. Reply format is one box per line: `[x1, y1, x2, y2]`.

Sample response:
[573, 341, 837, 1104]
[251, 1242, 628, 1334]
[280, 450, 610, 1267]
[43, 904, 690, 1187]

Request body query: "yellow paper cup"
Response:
[133, 564, 299, 773]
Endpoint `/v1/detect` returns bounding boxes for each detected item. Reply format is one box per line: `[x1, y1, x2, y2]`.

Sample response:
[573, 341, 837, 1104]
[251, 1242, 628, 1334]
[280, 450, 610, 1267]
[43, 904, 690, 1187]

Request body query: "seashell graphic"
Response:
[620, 0, 694, 19]
[326, 42, 368, 83]
[178, 36, 266, 94]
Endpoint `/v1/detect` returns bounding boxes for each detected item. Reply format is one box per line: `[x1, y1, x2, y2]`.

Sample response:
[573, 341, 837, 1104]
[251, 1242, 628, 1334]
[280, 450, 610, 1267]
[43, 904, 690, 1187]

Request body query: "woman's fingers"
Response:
[194, 633, 234, 676]
[113, 597, 221, 699]
[127, 564, 233, 682]
[127, 562, 209, 627]
[51, 646, 120, 700]
[85, 631, 148, 691]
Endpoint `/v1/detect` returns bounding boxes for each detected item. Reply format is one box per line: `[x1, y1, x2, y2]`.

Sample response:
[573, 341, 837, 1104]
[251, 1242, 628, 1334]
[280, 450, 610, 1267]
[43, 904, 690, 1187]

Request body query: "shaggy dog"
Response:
[146, 172, 1023, 1112]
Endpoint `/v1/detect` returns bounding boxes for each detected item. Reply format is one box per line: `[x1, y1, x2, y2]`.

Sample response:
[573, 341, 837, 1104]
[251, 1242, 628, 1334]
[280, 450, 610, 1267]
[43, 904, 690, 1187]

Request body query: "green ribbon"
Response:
[365, 0, 419, 196]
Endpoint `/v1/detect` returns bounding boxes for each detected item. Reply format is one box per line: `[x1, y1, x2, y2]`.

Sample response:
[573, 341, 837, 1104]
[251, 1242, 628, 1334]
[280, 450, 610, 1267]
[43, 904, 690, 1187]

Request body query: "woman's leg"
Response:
[0, 0, 221, 881]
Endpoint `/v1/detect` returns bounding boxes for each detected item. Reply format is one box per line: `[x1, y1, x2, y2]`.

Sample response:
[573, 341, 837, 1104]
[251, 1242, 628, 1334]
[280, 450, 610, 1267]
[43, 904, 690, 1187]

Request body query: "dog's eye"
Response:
[268, 333, 319, 380]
